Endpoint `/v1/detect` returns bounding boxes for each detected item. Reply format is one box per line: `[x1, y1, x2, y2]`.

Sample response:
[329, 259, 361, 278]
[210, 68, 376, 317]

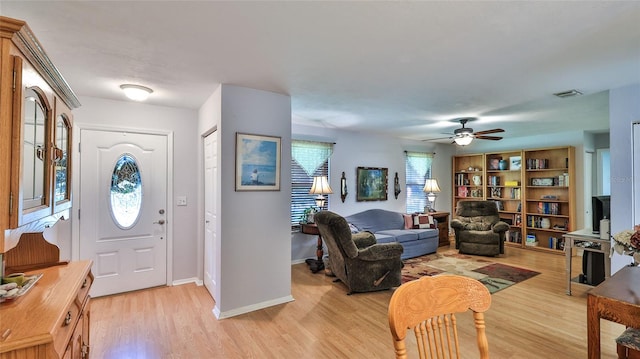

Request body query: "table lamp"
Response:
[423, 178, 441, 212]
[309, 176, 333, 210]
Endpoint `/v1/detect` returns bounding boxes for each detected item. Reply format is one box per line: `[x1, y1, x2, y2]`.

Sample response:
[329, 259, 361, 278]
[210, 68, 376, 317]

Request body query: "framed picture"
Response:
[510, 156, 522, 170]
[356, 167, 388, 201]
[235, 132, 281, 191]
[531, 177, 554, 186]
[488, 157, 501, 170]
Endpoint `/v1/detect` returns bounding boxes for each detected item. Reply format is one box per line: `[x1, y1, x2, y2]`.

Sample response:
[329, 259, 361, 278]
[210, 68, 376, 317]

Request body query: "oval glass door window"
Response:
[110, 154, 142, 229]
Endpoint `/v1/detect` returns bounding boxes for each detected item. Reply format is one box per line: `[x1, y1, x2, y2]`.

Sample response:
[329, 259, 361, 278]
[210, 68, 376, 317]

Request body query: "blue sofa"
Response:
[344, 209, 439, 260]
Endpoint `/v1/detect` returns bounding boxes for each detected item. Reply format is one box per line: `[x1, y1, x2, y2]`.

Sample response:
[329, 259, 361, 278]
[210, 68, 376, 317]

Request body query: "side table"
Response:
[301, 223, 324, 273]
[430, 211, 450, 247]
[563, 228, 611, 295]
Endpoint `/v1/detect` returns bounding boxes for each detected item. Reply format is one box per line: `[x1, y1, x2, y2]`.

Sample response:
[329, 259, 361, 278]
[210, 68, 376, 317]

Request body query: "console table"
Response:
[301, 223, 324, 273]
[563, 228, 611, 295]
[587, 266, 640, 358]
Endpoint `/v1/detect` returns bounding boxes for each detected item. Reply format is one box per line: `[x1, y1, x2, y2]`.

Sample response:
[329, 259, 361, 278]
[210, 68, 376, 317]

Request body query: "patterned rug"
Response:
[402, 251, 540, 294]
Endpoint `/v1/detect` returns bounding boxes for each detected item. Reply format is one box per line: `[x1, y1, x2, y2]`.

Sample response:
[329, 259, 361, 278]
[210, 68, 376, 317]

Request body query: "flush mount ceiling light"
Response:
[553, 89, 583, 98]
[120, 84, 153, 101]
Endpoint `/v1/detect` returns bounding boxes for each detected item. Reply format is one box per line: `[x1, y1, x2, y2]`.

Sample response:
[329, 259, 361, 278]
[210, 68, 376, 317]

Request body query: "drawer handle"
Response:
[82, 278, 88, 288]
[64, 311, 72, 326]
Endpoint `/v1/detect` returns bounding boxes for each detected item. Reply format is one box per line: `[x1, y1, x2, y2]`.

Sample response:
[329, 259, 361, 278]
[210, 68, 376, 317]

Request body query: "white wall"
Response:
[70, 96, 199, 281]
[198, 85, 293, 318]
[290, 124, 455, 262]
[609, 83, 640, 273]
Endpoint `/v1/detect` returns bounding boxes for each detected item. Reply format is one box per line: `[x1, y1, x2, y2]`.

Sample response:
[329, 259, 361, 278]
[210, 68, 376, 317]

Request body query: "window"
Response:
[405, 151, 434, 213]
[291, 140, 333, 225]
[110, 154, 142, 229]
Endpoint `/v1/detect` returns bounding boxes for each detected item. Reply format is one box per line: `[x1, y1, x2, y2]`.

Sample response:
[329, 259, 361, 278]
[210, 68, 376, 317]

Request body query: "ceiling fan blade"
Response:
[422, 136, 453, 142]
[474, 128, 504, 135]
[475, 135, 503, 141]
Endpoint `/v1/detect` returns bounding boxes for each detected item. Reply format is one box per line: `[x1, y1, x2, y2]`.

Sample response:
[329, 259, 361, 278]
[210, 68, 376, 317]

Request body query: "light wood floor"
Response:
[90, 246, 623, 358]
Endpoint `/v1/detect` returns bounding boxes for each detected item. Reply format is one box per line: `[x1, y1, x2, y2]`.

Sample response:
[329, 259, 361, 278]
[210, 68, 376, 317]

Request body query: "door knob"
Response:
[154, 219, 166, 225]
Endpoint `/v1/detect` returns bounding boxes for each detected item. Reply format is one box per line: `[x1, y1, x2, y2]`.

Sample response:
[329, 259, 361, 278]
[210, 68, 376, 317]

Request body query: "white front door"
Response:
[203, 131, 218, 300]
[80, 129, 168, 297]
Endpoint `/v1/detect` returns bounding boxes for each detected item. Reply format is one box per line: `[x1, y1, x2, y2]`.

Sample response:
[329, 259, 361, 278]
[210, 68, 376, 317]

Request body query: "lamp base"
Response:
[305, 258, 324, 273]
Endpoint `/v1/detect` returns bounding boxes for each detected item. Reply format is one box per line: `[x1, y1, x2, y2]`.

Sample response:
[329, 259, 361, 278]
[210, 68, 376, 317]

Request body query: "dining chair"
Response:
[388, 275, 492, 359]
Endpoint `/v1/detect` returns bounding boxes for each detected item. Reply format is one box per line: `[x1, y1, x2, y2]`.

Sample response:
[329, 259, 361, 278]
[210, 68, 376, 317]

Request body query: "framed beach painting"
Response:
[235, 132, 281, 191]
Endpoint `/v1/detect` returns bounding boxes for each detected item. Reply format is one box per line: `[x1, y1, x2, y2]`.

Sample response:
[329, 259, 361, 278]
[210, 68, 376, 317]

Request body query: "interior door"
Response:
[203, 131, 218, 300]
[80, 129, 168, 297]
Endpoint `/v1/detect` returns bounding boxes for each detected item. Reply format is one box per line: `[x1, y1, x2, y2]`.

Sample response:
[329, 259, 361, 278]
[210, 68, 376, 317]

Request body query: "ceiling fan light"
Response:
[454, 135, 473, 146]
[120, 84, 153, 101]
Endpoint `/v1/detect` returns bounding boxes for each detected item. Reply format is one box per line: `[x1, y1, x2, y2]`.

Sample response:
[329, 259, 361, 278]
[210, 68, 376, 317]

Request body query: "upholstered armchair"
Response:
[450, 201, 510, 256]
[314, 211, 404, 294]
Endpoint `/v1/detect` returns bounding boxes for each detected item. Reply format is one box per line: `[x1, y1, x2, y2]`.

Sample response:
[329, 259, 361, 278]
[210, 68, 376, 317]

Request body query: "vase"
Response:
[499, 160, 508, 170]
[540, 218, 551, 229]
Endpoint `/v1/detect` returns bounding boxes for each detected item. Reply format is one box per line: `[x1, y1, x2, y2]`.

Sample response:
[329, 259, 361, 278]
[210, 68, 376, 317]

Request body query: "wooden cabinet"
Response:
[522, 146, 575, 254]
[485, 150, 524, 247]
[430, 211, 450, 247]
[0, 261, 93, 359]
[452, 146, 575, 255]
[452, 153, 485, 212]
[0, 16, 80, 251]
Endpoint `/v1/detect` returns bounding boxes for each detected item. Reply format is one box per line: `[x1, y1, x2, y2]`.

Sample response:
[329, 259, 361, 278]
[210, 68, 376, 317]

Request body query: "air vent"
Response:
[553, 89, 583, 98]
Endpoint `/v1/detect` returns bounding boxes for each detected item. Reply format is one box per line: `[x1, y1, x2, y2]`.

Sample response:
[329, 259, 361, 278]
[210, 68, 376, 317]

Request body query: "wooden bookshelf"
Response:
[452, 146, 575, 255]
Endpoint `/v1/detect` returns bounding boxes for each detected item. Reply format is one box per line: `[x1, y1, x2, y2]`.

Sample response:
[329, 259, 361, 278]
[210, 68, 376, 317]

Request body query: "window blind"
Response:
[405, 151, 434, 213]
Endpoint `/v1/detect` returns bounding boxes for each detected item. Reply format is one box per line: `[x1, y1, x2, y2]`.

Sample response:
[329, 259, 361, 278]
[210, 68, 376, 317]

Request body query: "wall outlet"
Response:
[177, 196, 187, 206]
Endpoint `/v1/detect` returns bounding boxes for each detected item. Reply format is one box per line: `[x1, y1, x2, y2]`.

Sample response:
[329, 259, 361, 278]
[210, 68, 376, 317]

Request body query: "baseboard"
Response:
[291, 259, 307, 265]
[172, 277, 203, 286]
[214, 295, 295, 319]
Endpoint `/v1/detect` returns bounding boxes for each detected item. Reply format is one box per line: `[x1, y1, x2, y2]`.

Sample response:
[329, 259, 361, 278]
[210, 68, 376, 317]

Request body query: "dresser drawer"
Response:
[53, 298, 81, 357]
[76, 273, 93, 306]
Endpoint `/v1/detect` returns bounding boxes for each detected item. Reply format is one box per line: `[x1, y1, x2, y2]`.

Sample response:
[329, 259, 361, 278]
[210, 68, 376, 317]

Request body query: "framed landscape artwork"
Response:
[235, 132, 281, 191]
[356, 167, 388, 201]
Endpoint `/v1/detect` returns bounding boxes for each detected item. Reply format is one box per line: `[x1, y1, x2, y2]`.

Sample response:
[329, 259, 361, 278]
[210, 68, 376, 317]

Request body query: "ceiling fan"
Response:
[426, 118, 504, 146]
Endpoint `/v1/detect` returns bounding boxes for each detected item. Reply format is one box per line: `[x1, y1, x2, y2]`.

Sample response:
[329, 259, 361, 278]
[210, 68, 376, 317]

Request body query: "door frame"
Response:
[71, 123, 174, 286]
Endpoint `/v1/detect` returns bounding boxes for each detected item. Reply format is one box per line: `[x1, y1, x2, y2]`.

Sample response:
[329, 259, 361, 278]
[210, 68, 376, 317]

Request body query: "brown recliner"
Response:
[450, 201, 510, 256]
[314, 210, 404, 294]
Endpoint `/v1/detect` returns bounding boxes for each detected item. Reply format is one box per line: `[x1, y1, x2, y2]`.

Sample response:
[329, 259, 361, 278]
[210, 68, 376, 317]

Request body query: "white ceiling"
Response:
[2, 1, 639, 142]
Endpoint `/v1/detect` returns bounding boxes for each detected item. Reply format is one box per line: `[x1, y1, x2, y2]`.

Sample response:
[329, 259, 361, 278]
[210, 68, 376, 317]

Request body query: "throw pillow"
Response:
[403, 214, 414, 229]
[412, 214, 436, 229]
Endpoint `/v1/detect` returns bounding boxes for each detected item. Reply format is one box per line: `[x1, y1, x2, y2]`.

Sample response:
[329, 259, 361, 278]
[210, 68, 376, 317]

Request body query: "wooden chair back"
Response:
[388, 275, 492, 359]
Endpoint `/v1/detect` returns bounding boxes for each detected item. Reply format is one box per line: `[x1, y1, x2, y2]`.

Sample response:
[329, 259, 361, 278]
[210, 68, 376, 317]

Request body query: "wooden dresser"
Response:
[0, 261, 93, 359]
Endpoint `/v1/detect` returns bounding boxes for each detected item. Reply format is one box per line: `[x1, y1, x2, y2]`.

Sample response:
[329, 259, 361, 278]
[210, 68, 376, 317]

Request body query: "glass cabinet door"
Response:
[21, 87, 50, 214]
[53, 102, 72, 212]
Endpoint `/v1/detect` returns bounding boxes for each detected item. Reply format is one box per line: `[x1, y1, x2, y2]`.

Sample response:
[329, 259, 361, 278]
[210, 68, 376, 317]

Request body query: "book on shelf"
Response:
[537, 202, 559, 215]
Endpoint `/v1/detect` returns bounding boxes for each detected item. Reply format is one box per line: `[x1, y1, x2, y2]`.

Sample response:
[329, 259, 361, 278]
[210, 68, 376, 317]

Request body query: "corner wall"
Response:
[609, 83, 640, 274]
[198, 85, 293, 318]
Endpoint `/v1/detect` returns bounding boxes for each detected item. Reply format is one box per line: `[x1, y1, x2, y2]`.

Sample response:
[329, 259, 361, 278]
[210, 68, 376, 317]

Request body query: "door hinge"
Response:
[78, 208, 80, 220]
[9, 192, 13, 215]
[78, 142, 80, 153]
[12, 69, 16, 91]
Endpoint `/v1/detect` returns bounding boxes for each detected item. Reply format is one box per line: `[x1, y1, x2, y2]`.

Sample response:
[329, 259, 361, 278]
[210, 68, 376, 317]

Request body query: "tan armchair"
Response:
[450, 200, 510, 256]
[314, 211, 404, 294]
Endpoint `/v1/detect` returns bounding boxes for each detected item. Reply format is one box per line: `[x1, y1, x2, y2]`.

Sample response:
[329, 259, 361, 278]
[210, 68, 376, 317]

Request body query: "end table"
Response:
[301, 223, 324, 273]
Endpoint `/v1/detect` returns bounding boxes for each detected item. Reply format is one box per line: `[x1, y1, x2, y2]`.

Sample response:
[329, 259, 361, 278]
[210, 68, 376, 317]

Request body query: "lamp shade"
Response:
[422, 178, 441, 193]
[453, 134, 473, 146]
[309, 176, 333, 195]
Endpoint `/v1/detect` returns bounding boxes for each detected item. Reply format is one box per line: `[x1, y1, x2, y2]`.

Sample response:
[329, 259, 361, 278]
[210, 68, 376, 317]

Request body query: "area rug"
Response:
[401, 251, 540, 294]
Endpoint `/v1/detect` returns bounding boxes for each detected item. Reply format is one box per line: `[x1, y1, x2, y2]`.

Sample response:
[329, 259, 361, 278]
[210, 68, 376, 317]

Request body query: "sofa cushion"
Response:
[376, 230, 419, 243]
[373, 233, 396, 244]
[407, 228, 439, 240]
